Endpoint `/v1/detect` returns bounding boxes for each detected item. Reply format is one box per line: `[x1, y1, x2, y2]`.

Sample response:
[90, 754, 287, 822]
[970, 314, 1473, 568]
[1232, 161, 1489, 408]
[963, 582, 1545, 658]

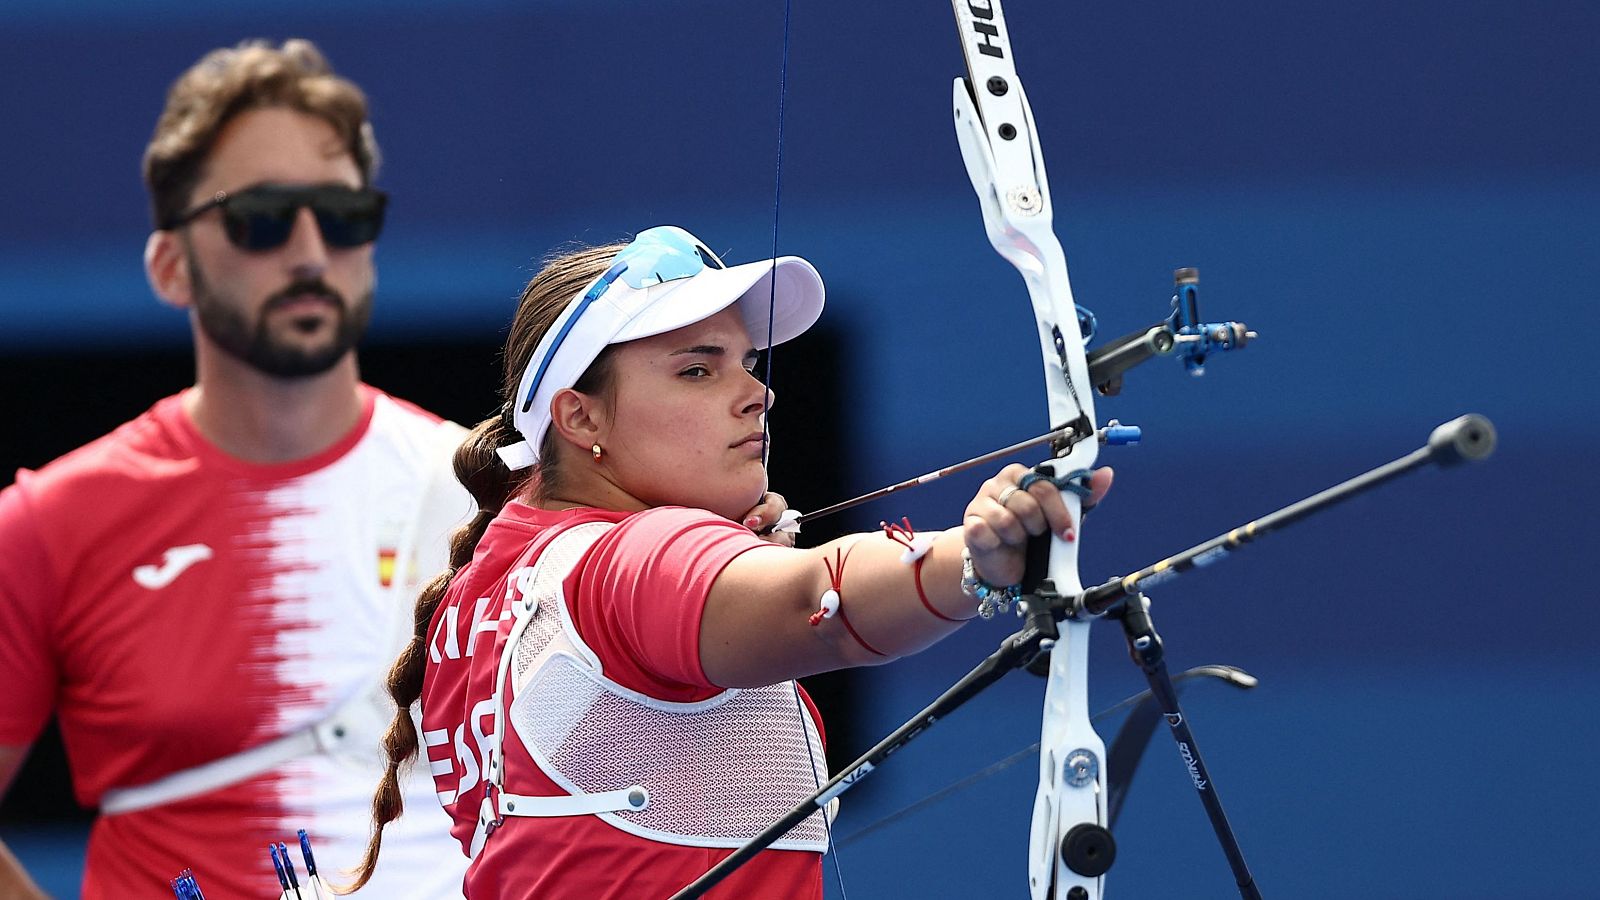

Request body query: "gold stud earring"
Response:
[592, 443, 604, 462]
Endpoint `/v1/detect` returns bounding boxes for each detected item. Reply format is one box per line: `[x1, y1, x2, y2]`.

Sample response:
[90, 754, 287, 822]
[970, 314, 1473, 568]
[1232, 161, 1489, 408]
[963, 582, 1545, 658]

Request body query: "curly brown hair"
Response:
[142, 38, 379, 228]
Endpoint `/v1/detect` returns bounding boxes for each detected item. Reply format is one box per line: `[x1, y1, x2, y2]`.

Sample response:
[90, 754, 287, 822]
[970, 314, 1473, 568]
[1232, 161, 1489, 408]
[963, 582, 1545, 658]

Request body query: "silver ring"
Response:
[996, 485, 1022, 507]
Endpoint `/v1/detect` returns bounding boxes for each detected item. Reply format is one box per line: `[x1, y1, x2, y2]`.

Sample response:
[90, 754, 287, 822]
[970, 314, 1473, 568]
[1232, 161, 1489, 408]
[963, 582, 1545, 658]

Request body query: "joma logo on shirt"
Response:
[132, 543, 213, 589]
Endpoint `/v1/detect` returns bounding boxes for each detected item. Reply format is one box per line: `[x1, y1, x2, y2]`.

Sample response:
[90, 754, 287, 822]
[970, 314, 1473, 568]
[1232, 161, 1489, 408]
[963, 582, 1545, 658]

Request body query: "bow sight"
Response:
[1086, 268, 1257, 398]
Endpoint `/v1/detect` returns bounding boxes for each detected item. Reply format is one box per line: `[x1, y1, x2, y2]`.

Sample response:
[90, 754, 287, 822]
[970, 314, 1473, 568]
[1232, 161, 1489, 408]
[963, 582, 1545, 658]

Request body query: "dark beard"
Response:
[187, 251, 372, 378]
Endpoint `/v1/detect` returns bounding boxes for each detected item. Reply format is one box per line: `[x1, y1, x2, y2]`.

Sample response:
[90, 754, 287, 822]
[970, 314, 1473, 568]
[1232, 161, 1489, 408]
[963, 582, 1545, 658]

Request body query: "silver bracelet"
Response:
[960, 548, 1022, 619]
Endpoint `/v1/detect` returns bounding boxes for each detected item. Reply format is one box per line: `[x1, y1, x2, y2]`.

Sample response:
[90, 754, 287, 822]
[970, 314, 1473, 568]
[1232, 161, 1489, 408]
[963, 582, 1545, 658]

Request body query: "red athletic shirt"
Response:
[0, 387, 470, 898]
[422, 502, 826, 899]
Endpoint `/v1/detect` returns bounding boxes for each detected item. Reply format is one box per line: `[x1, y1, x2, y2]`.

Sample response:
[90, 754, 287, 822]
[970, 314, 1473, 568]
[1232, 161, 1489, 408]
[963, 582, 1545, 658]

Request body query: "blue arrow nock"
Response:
[170, 869, 206, 900]
[299, 828, 319, 877]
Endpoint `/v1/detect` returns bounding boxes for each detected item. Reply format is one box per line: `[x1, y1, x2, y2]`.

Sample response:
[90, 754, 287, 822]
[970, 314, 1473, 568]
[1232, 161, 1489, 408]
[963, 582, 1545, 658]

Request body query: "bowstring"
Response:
[764, 2, 852, 897]
[760, 0, 790, 464]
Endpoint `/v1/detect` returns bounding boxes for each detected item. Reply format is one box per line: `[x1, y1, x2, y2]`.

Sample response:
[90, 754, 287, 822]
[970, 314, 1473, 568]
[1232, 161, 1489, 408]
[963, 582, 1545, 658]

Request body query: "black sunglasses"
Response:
[163, 183, 388, 252]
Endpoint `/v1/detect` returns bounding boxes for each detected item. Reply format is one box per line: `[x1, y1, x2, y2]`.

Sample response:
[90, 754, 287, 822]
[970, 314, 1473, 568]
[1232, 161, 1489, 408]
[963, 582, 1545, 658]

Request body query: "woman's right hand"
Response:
[962, 464, 1115, 589]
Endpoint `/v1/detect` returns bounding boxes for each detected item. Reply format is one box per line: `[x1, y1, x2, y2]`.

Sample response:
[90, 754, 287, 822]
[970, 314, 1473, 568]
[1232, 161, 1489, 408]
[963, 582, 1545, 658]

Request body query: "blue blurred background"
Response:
[2, 1, 1595, 897]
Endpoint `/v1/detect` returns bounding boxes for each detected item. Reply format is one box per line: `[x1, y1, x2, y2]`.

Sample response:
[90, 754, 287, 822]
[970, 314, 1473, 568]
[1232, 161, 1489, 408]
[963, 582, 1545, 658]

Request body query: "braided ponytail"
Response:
[346, 240, 627, 890]
[347, 418, 524, 890]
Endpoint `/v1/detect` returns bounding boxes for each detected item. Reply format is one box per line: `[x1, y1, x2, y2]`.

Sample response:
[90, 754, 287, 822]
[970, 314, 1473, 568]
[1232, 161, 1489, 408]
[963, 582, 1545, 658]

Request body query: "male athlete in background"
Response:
[0, 40, 473, 897]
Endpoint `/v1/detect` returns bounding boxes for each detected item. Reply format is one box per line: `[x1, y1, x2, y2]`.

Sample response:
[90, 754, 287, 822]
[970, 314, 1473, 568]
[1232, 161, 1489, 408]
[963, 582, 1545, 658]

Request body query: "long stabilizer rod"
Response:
[1078, 414, 1496, 617]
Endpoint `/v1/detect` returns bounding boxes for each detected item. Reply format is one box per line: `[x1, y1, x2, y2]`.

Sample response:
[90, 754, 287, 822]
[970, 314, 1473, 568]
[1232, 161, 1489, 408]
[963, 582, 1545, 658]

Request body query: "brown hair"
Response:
[143, 38, 379, 228]
[347, 241, 627, 891]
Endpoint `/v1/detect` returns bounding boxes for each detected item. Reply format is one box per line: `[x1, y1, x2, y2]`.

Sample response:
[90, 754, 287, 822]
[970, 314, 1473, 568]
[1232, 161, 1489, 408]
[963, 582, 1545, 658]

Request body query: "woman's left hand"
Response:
[963, 464, 1115, 588]
[741, 492, 797, 548]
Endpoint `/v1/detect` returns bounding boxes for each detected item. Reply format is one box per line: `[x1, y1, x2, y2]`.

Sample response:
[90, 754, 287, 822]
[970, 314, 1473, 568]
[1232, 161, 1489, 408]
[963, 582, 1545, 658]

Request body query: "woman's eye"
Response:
[682, 364, 711, 377]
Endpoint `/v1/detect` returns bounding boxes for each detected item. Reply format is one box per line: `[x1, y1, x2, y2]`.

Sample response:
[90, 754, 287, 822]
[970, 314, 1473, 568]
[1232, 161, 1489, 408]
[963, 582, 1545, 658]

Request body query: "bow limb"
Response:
[951, 3, 1107, 899]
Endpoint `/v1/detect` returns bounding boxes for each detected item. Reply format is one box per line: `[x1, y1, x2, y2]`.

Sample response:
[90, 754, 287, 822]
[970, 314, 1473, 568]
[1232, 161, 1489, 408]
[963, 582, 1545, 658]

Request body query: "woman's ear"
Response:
[145, 231, 193, 310]
[548, 387, 608, 454]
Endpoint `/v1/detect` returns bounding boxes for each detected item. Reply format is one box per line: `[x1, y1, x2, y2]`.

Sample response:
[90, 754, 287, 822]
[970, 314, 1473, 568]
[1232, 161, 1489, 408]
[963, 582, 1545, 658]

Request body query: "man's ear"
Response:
[145, 230, 192, 309]
[548, 387, 608, 454]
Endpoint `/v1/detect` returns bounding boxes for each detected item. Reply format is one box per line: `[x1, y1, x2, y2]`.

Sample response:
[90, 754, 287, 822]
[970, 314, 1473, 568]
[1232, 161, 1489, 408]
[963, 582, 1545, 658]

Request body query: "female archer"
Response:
[351, 226, 1110, 898]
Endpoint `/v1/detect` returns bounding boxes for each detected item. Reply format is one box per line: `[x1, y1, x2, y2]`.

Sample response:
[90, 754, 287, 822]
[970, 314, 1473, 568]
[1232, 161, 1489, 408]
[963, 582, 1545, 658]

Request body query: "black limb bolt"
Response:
[1427, 414, 1497, 466]
[1060, 822, 1117, 876]
[1067, 889, 1089, 900]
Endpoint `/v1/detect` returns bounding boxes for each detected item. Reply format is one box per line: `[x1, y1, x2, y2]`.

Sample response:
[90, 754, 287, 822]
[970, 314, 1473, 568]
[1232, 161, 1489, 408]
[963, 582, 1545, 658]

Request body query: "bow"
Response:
[671, 2, 1253, 897]
[947, 3, 1109, 897]
[673, 3, 1497, 898]
[950, 4, 1273, 896]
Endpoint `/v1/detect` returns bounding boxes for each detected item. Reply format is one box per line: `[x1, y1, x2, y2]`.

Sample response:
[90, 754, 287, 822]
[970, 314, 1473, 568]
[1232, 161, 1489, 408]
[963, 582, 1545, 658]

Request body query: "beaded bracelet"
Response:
[960, 547, 1022, 619]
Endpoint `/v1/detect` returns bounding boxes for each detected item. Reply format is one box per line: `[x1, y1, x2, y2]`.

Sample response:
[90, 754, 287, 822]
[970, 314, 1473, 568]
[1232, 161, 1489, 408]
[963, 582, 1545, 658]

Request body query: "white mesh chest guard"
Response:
[488, 521, 829, 853]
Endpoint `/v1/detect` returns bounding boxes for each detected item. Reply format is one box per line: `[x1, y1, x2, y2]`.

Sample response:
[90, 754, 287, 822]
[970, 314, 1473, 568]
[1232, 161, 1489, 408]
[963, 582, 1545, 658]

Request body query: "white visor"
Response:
[498, 226, 825, 471]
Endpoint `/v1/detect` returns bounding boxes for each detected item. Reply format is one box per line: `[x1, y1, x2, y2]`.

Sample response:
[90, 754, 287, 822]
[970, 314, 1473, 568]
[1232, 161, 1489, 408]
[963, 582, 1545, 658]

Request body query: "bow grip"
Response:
[1021, 530, 1053, 597]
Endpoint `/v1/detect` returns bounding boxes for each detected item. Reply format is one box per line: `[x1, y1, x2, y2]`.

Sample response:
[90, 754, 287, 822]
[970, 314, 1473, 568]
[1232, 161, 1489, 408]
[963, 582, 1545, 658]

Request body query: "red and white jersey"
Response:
[0, 386, 472, 899]
[422, 503, 826, 899]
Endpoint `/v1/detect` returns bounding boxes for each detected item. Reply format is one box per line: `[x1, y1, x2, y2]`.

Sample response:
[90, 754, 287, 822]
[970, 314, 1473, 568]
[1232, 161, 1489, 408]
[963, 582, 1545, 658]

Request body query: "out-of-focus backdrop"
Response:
[3, 1, 1595, 897]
